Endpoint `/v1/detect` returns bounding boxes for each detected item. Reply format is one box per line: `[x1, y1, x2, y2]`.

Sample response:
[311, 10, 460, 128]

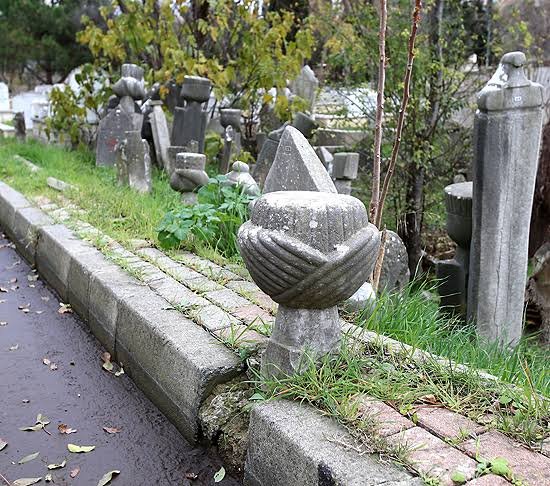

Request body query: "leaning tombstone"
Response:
[437, 182, 472, 315]
[116, 130, 152, 194]
[253, 112, 317, 189]
[224, 161, 261, 197]
[289, 65, 319, 112]
[169, 152, 209, 205]
[238, 191, 380, 378]
[148, 100, 171, 170]
[96, 64, 145, 167]
[171, 76, 211, 153]
[332, 152, 359, 195]
[263, 126, 336, 194]
[219, 108, 242, 173]
[468, 52, 544, 345]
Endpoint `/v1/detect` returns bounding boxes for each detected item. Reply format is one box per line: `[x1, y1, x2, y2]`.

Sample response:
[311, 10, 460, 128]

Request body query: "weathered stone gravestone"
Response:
[169, 152, 209, 205]
[96, 64, 145, 167]
[148, 100, 171, 170]
[468, 52, 544, 345]
[315, 146, 334, 172]
[14, 112, 26, 140]
[437, 182, 472, 314]
[116, 130, 152, 194]
[263, 126, 336, 194]
[332, 152, 359, 195]
[289, 65, 319, 112]
[0, 82, 9, 111]
[224, 161, 260, 197]
[96, 109, 133, 167]
[171, 76, 211, 153]
[219, 109, 242, 173]
[239, 191, 380, 378]
[254, 113, 318, 190]
[379, 230, 410, 291]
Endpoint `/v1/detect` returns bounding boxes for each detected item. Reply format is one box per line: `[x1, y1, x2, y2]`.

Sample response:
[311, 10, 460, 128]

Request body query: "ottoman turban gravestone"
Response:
[238, 136, 380, 378]
[468, 52, 544, 345]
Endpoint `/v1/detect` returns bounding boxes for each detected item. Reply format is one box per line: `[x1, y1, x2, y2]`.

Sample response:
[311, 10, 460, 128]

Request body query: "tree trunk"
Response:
[399, 163, 425, 277]
[529, 121, 550, 256]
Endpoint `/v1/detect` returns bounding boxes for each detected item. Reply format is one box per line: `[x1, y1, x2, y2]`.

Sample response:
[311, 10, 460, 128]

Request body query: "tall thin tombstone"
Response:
[468, 52, 544, 345]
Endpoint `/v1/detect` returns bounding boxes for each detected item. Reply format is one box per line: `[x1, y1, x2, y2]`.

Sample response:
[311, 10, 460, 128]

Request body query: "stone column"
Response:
[238, 191, 380, 378]
[169, 152, 209, 205]
[220, 109, 242, 174]
[332, 152, 359, 195]
[468, 52, 544, 345]
[437, 182, 472, 315]
[171, 76, 211, 153]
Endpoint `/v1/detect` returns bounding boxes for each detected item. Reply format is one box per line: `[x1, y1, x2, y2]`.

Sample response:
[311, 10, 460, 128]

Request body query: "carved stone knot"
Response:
[238, 191, 380, 309]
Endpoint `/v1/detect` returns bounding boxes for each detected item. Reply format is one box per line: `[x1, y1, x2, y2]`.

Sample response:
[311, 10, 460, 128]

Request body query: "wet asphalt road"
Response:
[0, 231, 240, 486]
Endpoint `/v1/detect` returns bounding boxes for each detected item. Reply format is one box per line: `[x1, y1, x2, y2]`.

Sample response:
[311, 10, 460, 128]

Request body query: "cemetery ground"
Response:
[0, 232, 240, 486]
[1, 137, 550, 485]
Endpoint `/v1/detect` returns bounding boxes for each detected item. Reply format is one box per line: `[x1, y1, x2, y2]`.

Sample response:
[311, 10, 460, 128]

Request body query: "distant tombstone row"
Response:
[437, 52, 544, 346]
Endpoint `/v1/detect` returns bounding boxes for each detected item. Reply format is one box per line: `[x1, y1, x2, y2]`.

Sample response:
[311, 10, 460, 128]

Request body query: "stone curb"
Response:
[244, 400, 422, 486]
[0, 182, 243, 443]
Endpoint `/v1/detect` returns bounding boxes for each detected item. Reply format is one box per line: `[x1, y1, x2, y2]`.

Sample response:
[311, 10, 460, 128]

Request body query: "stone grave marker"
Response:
[169, 152, 209, 205]
[437, 182, 472, 315]
[332, 152, 359, 195]
[219, 108, 242, 173]
[96, 64, 145, 167]
[148, 100, 171, 170]
[468, 52, 544, 345]
[171, 76, 211, 153]
[238, 191, 380, 378]
[224, 161, 260, 197]
[289, 65, 319, 112]
[116, 130, 152, 194]
[253, 112, 317, 189]
[263, 126, 336, 194]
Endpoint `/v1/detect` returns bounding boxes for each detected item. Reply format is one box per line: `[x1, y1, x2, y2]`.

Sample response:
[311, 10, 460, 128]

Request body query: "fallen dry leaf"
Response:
[70, 467, 80, 478]
[0, 321, 7, 326]
[0, 438, 7, 451]
[18, 304, 30, 310]
[50, 363, 58, 371]
[43, 358, 51, 366]
[41, 296, 50, 301]
[9, 277, 17, 284]
[102, 426, 121, 434]
[10, 285, 19, 291]
[35, 310, 43, 314]
[185, 472, 198, 480]
[101, 352, 114, 372]
[18, 451, 40, 464]
[9, 344, 19, 351]
[58, 424, 77, 435]
[0, 287, 8, 293]
[67, 443, 95, 453]
[45, 474, 53, 482]
[97, 470, 120, 486]
[27, 274, 38, 282]
[12, 478, 42, 486]
[47, 460, 66, 469]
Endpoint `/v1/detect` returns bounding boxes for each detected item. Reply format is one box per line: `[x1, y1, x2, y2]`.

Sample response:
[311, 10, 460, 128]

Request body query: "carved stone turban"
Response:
[238, 191, 380, 309]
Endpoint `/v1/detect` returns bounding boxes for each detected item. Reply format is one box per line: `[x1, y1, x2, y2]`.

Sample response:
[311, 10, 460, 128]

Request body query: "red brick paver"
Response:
[356, 397, 415, 437]
[460, 431, 550, 486]
[386, 426, 477, 485]
[465, 474, 511, 485]
[414, 406, 485, 440]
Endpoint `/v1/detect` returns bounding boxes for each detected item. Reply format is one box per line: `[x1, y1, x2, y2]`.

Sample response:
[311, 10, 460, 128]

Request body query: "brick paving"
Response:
[33, 196, 550, 486]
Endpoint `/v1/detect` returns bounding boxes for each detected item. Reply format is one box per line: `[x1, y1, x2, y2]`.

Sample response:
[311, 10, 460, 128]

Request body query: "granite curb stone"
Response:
[244, 400, 422, 486]
[12, 206, 53, 264]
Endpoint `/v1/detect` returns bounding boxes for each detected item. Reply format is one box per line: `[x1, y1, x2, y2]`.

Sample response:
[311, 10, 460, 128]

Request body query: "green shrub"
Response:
[157, 176, 256, 258]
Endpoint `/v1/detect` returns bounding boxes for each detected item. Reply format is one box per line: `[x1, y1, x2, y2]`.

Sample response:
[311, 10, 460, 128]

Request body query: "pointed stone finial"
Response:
[263, 126, 337, 194]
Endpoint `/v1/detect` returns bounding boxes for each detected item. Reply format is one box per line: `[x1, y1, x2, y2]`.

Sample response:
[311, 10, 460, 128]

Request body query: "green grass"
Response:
[354, 282, 550, 397]
[262, 336, 549, 451]
[0, 138, 181, 246]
